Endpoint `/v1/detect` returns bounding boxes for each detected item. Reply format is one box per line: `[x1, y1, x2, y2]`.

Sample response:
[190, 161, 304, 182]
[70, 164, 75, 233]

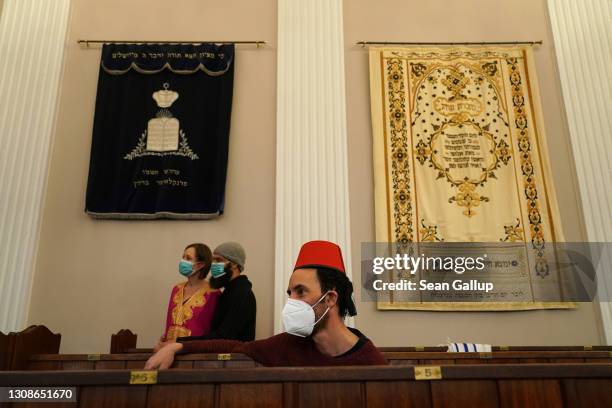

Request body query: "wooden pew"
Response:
[490, 346, 612, 351]
[0, 330, 12, 370]
[28, 353, 259, 370]
[384, 351, 612, 365]
[110, 329, 158, 353]
[1, 364, 611, 407]
[121, 345, 612, 354]
[27, 350, 612, 371]
[379, 345, 612, 352]
[111, 329, 612, 354]
[379, 346, 446, 352]
[109, 329, 138, 354]
[3, 325, 61, 370]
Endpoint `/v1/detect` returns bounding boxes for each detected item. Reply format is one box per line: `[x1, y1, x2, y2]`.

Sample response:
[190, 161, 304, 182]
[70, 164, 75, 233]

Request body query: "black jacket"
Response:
[179, 275, 256, 342]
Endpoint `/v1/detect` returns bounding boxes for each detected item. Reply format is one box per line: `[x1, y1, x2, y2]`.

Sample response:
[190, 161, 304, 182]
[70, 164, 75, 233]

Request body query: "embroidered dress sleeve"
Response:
[163, 285, 179, 340]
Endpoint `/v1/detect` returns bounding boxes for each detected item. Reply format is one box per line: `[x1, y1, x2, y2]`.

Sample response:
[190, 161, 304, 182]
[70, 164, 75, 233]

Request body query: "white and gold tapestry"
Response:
[369, 46, 572, 311]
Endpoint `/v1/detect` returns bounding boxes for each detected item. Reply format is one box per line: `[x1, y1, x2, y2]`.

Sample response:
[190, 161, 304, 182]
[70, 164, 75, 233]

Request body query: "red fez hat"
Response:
[293, 240, 346, 274]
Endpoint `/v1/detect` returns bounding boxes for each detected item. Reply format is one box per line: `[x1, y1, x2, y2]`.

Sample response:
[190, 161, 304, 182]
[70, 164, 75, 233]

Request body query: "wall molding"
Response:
[0, 0, 71, 331]
[275, 0, 353, 332]
[547, 0, 612, 343]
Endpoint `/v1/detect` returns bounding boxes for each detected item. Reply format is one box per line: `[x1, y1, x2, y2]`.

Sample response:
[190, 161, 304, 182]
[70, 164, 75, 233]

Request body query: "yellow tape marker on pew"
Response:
[130, 370, 158, 385]
[217, 353, 232, 361]
[584, 345, 593, 351]
[415, 346, 425, 352]
[414, 366, 442, 380]
[479, 352, 493, 359]
[499, 346, 509, 351]
[87, 354, 101, 361]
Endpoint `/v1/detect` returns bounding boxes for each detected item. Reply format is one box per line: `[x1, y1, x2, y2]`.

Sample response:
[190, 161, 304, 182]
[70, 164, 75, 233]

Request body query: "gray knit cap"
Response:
[214, 242, 246, 269]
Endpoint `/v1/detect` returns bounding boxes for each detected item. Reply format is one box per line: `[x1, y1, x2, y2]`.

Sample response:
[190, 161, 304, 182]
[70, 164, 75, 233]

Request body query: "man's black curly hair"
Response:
[316, 267, 357, 318]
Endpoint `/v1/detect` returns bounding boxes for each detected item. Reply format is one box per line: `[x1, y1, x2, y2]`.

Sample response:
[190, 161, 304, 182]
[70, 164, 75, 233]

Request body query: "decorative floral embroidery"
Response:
[414, 140, 431, 165]
[387, 58, 414, 243]
[166, 325, 191, 340]
[481, 62, 498, 77]
[501, 218, 524, 242]
[506, 57, 548, 277]
[448, 182, 490, 218]
[166, 283, 210, 339]
[410, 62, 427, 78]
[420, 219, 444, 242]
[441, 70, 470, 99]
[495, 139, 512, 165]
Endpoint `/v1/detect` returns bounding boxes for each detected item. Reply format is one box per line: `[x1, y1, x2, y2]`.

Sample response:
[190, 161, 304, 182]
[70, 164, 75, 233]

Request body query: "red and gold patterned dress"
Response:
[163, 282, 220, 341]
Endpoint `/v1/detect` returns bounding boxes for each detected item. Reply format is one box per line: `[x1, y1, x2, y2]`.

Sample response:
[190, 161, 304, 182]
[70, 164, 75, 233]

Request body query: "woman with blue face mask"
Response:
[154, 243, 221, 352]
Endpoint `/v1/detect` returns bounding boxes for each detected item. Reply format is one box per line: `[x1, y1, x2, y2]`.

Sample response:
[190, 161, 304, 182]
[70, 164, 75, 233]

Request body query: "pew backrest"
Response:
[9, 325, 61, 370]
[26, 350, 612, 371]
[109, 329, 137, 354]
[28, 353, 259, 370]
[2, 364, 612, 407]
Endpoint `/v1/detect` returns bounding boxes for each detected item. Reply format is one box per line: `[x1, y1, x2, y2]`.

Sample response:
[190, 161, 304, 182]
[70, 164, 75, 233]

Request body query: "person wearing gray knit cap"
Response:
[213, 242, 246, 270]
[178, 242, 257, 342]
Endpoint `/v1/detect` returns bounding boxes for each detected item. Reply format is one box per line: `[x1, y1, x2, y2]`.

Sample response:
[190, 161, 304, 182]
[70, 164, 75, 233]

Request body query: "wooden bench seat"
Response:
[1, 364, 611, 407]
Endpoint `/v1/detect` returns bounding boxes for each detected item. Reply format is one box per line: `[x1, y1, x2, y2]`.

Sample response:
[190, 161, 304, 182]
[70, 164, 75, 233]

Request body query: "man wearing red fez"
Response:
[146, 240, 387, 368]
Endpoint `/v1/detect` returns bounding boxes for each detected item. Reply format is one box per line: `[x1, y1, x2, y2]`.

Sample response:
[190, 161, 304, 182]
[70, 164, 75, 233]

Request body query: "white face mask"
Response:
[282, 292, 331, 337]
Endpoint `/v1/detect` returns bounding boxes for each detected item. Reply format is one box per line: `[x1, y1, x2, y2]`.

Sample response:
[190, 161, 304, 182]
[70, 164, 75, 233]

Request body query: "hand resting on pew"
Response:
[146, 342, 184, 369]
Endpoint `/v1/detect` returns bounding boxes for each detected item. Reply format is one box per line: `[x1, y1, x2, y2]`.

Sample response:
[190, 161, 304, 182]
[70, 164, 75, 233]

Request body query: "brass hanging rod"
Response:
[356, 40, 542, 47]
[77, 40, 266, 47]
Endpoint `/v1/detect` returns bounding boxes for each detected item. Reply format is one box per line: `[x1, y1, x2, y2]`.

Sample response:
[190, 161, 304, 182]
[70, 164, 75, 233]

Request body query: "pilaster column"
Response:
[275, 0, 352, 332]
[0, 0, 71, 331]
[547, 0, 612, 343]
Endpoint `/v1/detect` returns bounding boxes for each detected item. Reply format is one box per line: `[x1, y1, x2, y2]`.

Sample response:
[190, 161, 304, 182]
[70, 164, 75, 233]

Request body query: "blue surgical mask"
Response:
[179, 259, 194, 277]
[210, 262, 226, 278]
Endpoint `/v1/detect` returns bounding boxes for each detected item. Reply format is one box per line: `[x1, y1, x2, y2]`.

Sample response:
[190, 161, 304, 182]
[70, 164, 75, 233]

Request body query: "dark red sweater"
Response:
[178, 328, 388, 367]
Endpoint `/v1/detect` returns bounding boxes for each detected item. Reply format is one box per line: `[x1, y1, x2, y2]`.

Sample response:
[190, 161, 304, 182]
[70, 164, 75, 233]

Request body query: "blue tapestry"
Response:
[85, 43, 234, 219]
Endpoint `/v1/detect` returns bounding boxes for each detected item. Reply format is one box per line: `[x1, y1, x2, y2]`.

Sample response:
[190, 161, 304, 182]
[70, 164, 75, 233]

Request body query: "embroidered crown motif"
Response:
[153, 83, 179, 108]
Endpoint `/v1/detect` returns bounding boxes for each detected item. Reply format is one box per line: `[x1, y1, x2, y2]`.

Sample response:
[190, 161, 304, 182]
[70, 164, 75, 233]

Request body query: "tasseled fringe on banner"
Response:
[86, 211, 221, 220]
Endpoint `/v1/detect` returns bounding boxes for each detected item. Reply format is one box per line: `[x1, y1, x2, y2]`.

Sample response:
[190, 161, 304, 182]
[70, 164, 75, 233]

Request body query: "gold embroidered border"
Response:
[386, 58, 414, 243]
[507, 57, 548, 277]
[166, 283, 214, 339]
